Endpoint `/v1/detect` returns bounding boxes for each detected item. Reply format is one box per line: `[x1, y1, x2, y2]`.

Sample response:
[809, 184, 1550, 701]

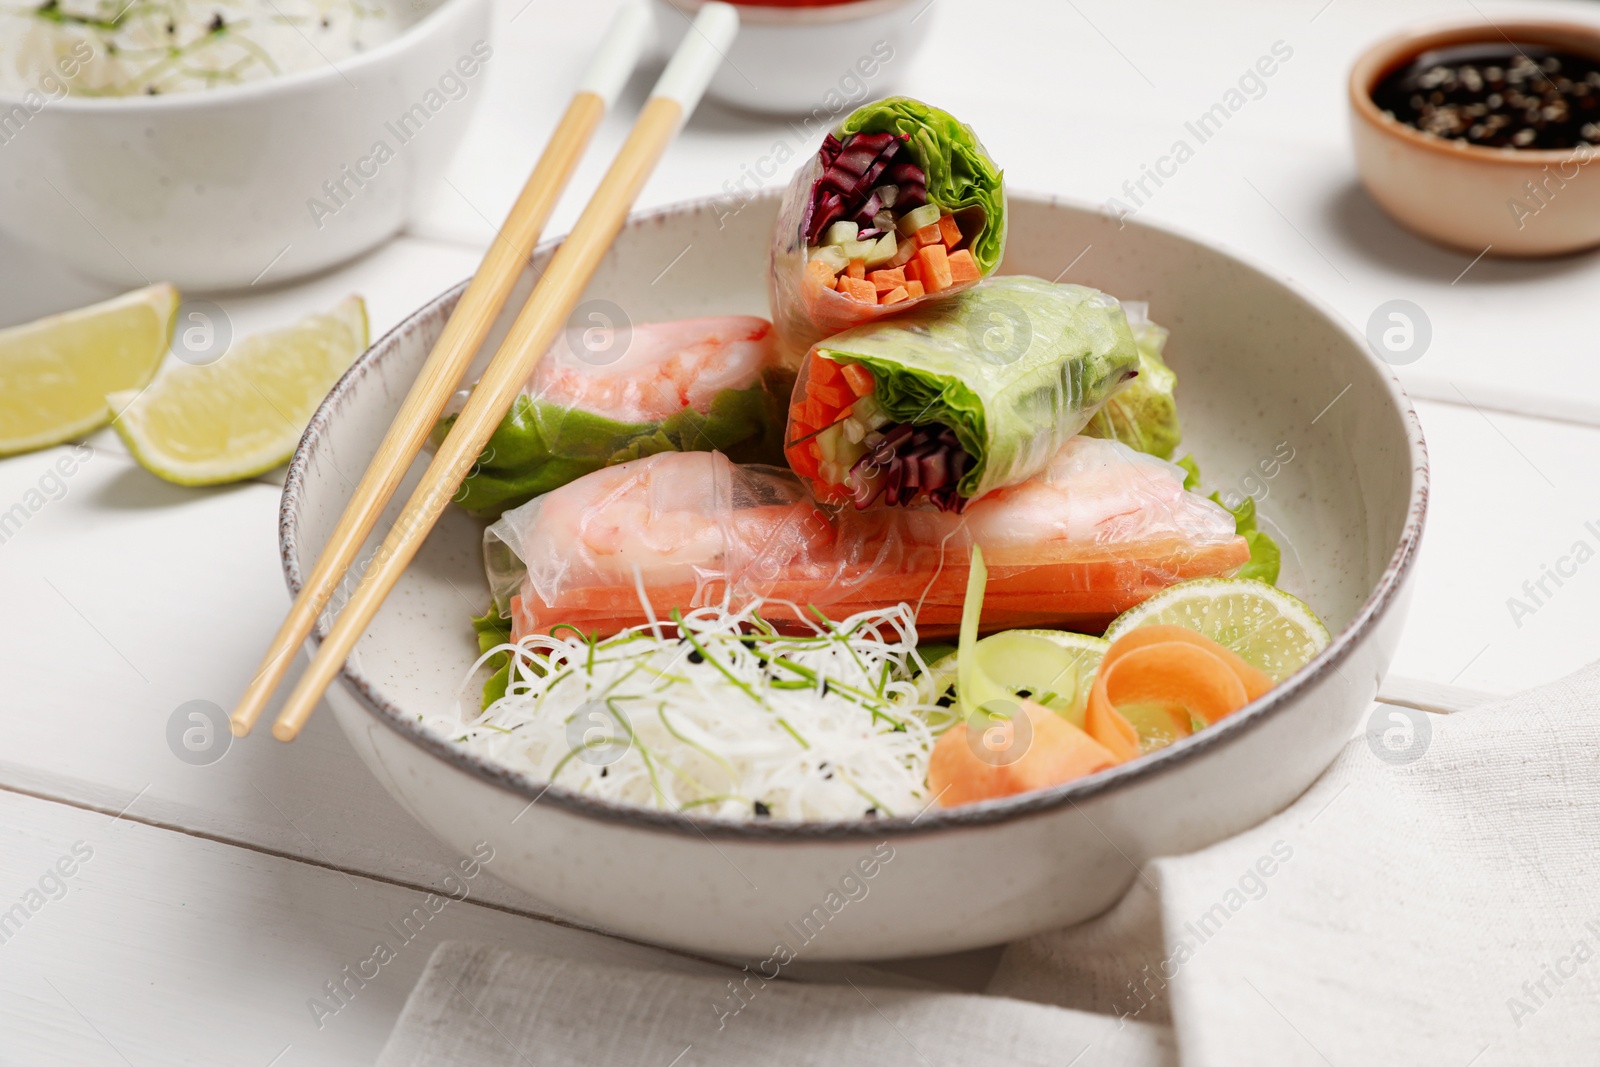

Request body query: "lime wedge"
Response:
[920, 629, 1111, 729]
[0, 284, 178, 456]
[109, 296, 368, 486]
[1102, 578, 1329, 682]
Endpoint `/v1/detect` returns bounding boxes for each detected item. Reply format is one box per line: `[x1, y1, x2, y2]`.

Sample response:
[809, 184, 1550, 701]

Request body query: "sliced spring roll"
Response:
[770, 96, 1006, 361]
[435, 316, 788, 517]
[484, 439, 1249, 642]
[785, 276, 1141, 511]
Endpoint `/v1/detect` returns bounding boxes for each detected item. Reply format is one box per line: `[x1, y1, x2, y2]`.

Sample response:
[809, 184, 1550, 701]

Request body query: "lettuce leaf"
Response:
[1085, 317, 1181, 460]
[471, 606, 514, 710]
[1209, 488, 1281, 585]
[1176, 455, 1282, 585]
[437, 376, 787, 518]
[839, 96, 1006, 273]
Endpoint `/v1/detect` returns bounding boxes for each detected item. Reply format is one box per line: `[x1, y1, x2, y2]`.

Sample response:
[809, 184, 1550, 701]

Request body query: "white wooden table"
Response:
[5, 0, 1600, 1061]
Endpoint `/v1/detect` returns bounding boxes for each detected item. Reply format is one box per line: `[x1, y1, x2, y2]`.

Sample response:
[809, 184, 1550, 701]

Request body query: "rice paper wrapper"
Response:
[769, 96, 1006, 362]
[1083, 301, 1182, 460]
[785, 276, 1142, 508]
[435, 316, 789, 518]
[484, 443, 1247, 641]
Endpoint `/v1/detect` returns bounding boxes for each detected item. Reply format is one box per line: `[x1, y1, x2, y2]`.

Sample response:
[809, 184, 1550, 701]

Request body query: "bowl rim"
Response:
[656, 0, 923, 28]
[280, 188, 1430, 843]
[1348, 15, 1600, 166]
[0, 0, 486, 111]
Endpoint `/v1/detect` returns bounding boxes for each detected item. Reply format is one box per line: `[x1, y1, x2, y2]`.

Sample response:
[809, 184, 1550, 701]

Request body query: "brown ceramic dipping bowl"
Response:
[1350, 18, 1600, 257]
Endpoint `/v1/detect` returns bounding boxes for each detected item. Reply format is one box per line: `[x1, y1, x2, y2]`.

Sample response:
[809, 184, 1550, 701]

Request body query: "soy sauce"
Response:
[1371, 43, 1600, 150]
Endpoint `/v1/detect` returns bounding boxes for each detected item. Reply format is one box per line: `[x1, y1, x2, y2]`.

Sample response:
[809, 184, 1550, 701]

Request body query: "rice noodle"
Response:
[428, 601, 940, 822]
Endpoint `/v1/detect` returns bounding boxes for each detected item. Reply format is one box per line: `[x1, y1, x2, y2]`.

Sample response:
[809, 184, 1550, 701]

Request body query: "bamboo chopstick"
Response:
[227, 3, 655, 738]
[270, 3, 741, 742]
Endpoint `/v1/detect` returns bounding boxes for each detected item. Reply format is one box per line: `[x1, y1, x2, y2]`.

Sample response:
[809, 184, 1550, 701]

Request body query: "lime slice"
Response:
[109, 296, 368, 486]
[1102, 578, 1329, 682]
[919, 629, 1111, 729]
[0, 284, 178, 456]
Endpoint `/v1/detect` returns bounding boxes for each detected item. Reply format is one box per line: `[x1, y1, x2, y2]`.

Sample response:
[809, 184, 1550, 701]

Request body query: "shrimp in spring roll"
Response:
[770, 96, 1006, 360]
[436, 316, 787, 517]
[483, 439, 1250, 642]
[786, 276, 1141, 510]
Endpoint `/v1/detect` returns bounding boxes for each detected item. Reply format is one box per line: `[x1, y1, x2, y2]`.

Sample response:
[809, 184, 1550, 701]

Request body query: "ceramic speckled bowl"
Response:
[280, 190, 1427, 960]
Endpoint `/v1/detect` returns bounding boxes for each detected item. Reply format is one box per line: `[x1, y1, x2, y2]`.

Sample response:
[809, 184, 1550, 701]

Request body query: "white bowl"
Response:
[0, 0, 490, 291]
[281, 190, 1427, 960]
[652, 0, 931, 115]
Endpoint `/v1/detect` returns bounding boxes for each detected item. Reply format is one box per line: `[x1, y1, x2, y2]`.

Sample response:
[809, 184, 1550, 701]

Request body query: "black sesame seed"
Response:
[864, 808, 879, 818]
[1015, 688, 1032, 698]
[753, 801, 771, 817]
[687, 649, 704, 665]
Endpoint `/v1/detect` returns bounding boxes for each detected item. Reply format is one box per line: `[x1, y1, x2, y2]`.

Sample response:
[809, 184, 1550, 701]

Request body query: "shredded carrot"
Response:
[880, 286, 911, 305]
[938, 214, 962, 248]
[929, 700, 1119, 807]
[904, 280, 926, 299]
[869, 267, 906, 292]
[846, 259, 867, 281]
[947, 249, 981, 285]
[913, 223, 942, 248]
[917, 244, 953, 293]
[839, 276, 875, 303]
[811, 357, 845, 386]
[805, 259, 839, 291]
[1083, 626, 1271, 760]
[840, 362, 876, 396]
[808, 380, 853, 410]
[1105, 626, 1273, 701]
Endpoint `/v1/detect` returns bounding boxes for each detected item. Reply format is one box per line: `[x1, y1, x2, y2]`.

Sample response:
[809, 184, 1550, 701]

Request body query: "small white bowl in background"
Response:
[0, 0, 491, 291]
[652, 0, 931, 115]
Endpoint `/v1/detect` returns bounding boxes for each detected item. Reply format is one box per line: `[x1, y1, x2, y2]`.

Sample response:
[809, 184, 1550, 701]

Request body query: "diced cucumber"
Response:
[842, 417, 867, 444]
[823, 221, 859, 246]
[816, 424, 841, 463]
[885, 237, 918, 269]
[852, 394, 888, 429]
[873, 184, 899, 208]
[872, 210, 896, 232]
[810, 244, 848, 273]
[840, 239, 878, 262]
[897, 204, 941, 236]
[863, 232, 899, 267]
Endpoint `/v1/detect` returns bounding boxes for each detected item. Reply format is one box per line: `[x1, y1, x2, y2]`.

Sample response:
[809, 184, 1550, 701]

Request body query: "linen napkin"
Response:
[379, 660, 1600, 1066]
[375, 942, 1172, 1066]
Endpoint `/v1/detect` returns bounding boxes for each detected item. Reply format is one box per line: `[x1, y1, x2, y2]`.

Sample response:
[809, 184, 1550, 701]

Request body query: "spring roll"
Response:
[770, 96, 1006, 360]
[484, 441, 1249, 642]
[785, 276, 1141, 511]
[435, 316, 788, 517]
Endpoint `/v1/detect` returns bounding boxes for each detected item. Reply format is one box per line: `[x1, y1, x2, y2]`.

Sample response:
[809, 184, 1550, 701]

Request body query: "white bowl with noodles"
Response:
[0, 0, 490, 290]
[279, 189, 1427, 960]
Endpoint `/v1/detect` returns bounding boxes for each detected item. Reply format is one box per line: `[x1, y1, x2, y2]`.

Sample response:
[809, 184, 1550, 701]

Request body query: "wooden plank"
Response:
[0, 788, 721, 1065]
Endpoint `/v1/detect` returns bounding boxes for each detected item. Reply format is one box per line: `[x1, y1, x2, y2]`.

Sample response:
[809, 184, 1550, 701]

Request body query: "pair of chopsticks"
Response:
[231, 1, 741, 741]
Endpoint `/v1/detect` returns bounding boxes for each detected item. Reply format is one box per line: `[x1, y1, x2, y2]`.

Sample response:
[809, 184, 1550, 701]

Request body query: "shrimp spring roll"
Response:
[436, 316, 788, 517]
[484, 440, 1249, 641]
[770, 96, 1006, 360]
[785, 276, 1141, 510]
